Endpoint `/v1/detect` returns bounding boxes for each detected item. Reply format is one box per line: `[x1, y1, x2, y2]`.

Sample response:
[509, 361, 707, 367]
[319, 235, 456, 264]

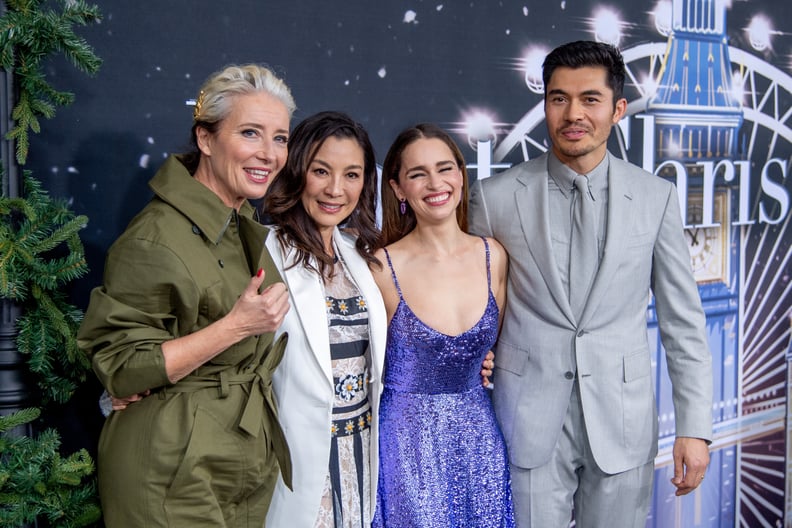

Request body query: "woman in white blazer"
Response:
[263, 111, 386, 527]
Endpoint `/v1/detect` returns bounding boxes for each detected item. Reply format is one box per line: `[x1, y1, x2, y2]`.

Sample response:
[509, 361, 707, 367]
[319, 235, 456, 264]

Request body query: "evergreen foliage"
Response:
[0, 409, 101, 527]
[0, 0, 102, 165]
[0, 0, 103, 525]
[0, 171, 90, 404]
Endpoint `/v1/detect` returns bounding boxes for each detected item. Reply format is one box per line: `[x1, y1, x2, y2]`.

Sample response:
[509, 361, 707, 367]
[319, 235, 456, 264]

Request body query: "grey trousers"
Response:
[510, 380, 654, 528]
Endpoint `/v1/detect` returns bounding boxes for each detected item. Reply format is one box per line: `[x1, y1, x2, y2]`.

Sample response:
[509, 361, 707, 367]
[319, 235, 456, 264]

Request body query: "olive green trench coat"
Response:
[78, 156, 290, 527]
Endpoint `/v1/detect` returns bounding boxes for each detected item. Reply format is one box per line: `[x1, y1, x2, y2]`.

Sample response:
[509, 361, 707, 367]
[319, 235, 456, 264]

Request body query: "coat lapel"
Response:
[515, 163, 576, 326]
[278, 240, 334, 387]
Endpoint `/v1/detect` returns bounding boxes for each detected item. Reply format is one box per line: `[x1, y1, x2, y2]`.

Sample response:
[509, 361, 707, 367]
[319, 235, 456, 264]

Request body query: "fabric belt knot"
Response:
[237, 333, 292, 489]
[157, 333, 292, 489]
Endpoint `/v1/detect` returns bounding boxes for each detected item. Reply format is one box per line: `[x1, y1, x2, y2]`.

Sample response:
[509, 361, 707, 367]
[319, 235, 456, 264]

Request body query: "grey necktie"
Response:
[569, 174, 598, 317]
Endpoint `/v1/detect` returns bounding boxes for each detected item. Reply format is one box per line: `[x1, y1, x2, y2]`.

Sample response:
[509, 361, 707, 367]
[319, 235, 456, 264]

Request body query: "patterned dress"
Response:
[315, 256, 372, 528]
[373, 238, 515, 527]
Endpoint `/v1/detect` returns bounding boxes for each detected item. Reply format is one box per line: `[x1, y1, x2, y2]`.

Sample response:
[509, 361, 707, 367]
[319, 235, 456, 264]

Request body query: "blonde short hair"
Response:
[193, 64, 296, 125]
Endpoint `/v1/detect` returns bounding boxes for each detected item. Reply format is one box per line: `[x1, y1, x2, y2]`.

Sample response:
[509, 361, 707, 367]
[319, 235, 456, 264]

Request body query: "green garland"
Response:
[1, 1, 103, 525]
[0, 0, 102, 165]
[0, 409, 101, 527]
[0, 171, 90, 404]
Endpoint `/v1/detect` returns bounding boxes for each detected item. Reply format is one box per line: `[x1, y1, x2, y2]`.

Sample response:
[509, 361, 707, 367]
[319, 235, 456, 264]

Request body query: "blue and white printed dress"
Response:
[315, 256, 372, 528]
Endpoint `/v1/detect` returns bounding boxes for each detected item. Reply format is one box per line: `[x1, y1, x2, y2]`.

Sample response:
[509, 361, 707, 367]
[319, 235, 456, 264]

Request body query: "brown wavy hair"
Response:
[378, 123, 469, 247]
[264, 111, 380, 278]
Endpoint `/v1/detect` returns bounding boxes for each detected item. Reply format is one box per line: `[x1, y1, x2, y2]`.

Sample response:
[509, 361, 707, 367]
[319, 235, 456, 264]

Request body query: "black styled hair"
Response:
[542, 40, 626, 103]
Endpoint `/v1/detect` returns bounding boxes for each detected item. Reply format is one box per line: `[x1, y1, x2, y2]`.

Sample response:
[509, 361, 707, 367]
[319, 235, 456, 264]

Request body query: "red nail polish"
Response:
[256, 268, 264, 278]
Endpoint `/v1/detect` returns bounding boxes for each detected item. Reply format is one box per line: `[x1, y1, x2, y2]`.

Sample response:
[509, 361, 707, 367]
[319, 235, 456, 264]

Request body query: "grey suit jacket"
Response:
[469, 152, 713, 474]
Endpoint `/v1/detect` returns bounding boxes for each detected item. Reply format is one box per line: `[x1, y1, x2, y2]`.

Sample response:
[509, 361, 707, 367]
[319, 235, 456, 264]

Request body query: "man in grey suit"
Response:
[469, 40, 713, 527]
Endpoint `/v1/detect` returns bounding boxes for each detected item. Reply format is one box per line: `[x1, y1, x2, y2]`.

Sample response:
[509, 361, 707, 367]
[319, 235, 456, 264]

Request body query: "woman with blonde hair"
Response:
[78, 64, 295, 527]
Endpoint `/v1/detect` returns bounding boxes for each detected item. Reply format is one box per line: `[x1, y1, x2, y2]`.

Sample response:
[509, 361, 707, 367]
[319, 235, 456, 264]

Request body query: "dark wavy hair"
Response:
[378, 123, 469, 247]
[542, 40, 626, 104]
[264, 111, 379, 278]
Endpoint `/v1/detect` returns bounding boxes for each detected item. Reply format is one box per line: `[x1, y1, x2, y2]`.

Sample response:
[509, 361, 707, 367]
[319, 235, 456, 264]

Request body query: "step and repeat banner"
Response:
[28, 1, 791, 526]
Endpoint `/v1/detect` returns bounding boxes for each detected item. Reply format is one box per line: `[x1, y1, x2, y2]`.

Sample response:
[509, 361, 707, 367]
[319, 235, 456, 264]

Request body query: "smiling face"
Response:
[544, 65, 627, 174]
[195, 91, 290, 209]
[300, 136, 366, 251]
[390, 137, 463, 226]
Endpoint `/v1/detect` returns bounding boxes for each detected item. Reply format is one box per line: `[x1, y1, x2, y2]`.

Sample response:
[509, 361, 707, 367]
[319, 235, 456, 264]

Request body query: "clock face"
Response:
[684, 193, 729, 283]
[686, 223, 720, 273]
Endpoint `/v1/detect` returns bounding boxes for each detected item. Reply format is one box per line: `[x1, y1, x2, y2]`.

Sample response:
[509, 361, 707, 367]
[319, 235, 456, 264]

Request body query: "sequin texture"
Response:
[373, 241, 515, 527]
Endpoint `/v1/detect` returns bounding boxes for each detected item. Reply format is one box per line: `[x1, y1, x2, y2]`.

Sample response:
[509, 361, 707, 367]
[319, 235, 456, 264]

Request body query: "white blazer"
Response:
[265, 227, 387, 526]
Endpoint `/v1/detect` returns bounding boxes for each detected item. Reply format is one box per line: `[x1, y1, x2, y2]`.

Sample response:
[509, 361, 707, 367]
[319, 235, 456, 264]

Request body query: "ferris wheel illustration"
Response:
[467, 2, 792, 527]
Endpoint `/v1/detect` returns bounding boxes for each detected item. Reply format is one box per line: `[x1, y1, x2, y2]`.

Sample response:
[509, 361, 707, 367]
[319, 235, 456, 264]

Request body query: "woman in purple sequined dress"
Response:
[371, 124, 515, 527]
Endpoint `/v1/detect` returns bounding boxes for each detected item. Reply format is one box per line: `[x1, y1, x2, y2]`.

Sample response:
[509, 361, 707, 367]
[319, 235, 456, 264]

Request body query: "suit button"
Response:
[577, 330, 586, 337]
[564, 371, 574, 380]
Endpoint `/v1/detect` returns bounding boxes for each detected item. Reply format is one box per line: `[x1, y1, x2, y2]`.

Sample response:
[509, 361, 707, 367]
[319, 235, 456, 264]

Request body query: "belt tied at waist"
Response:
[162, 333, 292, 489]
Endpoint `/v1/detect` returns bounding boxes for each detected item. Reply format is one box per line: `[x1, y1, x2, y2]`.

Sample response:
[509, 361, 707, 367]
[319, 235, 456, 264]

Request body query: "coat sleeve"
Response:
[77, 237, 195, 398]
[650, 183, 714, 442]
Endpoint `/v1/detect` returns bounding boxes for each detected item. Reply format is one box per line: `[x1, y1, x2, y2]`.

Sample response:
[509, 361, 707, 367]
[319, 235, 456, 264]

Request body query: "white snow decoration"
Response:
[139, 154, 150, 169]
[403, 10, 417, 23]
[378, 67, 387, 78]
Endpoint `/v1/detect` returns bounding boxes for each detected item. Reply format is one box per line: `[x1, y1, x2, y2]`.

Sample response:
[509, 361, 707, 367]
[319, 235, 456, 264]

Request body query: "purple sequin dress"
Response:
[373, 239, 515, 528]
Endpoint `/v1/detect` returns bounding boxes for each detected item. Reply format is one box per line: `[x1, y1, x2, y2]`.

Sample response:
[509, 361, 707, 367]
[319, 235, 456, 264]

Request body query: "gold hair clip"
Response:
[193, 90, 205, 120]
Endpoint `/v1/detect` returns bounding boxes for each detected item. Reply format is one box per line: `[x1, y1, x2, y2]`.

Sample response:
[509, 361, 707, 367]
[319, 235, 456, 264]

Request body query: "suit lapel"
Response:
[278, 240, 334, 387]
[515, 164, 576, 326]
[579, 155, 636, 327]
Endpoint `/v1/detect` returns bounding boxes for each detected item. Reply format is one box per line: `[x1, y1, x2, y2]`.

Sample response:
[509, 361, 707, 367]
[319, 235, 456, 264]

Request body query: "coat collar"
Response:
[149, 155, 258, 245]
[267, 227, 385, 387]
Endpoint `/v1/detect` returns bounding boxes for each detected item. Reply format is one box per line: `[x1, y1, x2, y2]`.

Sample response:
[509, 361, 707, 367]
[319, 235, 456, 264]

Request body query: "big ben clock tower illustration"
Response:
[643, 1, 743, 526]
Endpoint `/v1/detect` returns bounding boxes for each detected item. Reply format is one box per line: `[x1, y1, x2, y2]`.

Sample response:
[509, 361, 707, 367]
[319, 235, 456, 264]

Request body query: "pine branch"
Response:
[0, 408, 40, 434]
[0, 172, 90, 403]
[0, 414, 101, 527]
[0, 2, 102, 525]
[0, 0, 103, 165]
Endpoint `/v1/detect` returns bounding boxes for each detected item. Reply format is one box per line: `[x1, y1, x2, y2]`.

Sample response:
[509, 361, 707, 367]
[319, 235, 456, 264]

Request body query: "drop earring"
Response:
[399, 199, 407, 215]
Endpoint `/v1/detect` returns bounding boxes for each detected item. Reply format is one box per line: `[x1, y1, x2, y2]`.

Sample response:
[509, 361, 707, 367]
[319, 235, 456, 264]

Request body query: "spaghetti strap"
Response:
[382, 247, 404, 300]
[481, 236, 492, 291]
